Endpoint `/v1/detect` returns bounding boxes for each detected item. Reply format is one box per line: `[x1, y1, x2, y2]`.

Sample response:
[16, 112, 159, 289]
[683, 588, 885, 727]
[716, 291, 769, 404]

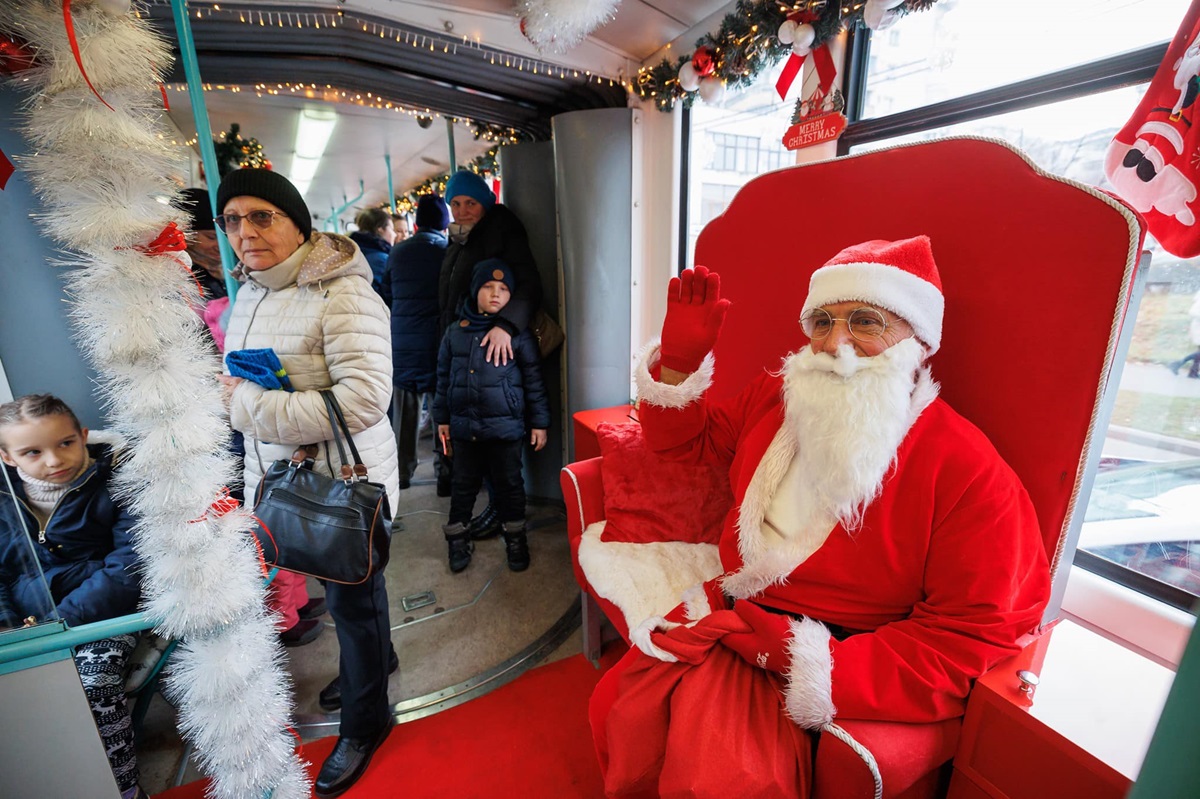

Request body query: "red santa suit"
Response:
[591, 238, 1051, 797]
[592, 344, 1051, 796]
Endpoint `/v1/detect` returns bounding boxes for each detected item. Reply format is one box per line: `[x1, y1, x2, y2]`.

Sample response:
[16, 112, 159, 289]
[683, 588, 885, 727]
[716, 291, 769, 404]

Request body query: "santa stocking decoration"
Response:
[1105, 0, 1200, 256]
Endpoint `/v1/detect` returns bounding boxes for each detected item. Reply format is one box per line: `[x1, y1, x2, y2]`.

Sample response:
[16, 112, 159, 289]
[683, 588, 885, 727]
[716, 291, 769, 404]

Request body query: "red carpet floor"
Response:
[156, 650, 619, 799]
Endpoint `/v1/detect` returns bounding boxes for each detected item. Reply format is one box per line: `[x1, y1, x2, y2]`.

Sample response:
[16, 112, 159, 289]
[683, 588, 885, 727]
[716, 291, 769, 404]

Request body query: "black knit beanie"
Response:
[177, 187, 214, 231]
[216, 168, 313, 239]
[415, 194, 450, 231]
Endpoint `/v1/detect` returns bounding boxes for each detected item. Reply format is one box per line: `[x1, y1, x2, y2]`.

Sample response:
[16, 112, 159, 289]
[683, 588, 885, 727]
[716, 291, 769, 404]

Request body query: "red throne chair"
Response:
[560, 136, 1144, 798]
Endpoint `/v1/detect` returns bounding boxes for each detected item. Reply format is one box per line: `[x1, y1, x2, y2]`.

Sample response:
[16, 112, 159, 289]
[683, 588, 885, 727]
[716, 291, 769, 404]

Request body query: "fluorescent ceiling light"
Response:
[295, 107, 337, 159]
[290, 107, 337, 196]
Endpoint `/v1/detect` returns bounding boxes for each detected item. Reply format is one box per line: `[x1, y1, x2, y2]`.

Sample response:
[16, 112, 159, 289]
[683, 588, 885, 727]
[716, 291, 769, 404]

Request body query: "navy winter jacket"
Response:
[0, 445, 140, 629]
[381, 229, 447, 393]
[433, 326, 551, 442]
[349, 230, 392, 295]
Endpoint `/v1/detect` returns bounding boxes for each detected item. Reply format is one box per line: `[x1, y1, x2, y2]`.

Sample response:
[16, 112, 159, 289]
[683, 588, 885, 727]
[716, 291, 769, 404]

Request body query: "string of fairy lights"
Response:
[162, 81, 528, 145]
[139, 0, 631, 90]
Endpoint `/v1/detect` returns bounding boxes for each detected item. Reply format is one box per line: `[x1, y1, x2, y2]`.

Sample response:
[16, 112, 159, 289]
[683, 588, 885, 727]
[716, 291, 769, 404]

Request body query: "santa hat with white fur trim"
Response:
[800, 235, 944, 354]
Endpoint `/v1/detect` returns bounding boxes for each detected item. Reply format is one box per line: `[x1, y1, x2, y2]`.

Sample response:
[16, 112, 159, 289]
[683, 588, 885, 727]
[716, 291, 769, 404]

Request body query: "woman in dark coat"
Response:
[381, 194, 449, 488]
[439, 171, 543, 531]
[350, 207, 395, 295]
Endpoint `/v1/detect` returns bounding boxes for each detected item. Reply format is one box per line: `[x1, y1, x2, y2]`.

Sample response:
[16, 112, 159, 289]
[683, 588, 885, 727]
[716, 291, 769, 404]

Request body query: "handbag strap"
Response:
[320, 390, 369, 480]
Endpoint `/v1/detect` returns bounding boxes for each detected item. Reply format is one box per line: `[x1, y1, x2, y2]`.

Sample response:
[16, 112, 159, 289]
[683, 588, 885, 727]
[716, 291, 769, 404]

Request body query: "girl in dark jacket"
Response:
[434, 259, 550, 574]
[350, 207, 395, 295]
[0, 394, 146, 799]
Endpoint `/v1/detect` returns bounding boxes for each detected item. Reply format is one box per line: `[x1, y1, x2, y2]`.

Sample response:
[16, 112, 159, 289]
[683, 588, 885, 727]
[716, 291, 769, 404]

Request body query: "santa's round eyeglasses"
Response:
[800, 307, 899, 341]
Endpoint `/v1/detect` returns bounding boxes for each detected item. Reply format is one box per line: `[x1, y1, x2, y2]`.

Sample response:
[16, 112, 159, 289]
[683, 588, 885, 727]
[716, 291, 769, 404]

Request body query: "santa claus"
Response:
[591, 236, 1052, 797]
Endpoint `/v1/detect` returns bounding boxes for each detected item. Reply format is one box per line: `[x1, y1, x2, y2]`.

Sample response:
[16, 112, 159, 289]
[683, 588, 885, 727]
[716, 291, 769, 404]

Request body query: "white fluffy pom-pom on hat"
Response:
[801, 235, 945, 354]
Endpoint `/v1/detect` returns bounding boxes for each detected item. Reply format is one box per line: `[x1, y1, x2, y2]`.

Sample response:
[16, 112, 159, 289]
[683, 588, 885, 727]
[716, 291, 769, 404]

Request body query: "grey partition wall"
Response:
[552, 108, 637, 459]
[0, 86, 104, 426]
[499, 141, 564, 503]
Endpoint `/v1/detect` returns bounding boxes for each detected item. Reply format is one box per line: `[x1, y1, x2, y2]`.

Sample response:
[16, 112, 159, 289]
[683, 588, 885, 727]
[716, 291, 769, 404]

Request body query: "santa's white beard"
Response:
[778, 337, 930, 531]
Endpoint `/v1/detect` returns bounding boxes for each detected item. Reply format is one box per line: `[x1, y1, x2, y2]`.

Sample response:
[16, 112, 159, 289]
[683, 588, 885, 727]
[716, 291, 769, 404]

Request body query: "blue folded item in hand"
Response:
[225, 348, 294, 391]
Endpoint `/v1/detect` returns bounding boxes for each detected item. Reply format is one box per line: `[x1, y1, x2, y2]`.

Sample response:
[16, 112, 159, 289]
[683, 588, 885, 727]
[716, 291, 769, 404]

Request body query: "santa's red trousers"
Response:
[590, 612, 813, 798]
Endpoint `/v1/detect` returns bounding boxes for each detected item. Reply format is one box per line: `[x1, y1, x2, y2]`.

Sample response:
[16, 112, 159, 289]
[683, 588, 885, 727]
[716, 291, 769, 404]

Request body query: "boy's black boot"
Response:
[469, 503, 503, 540]
[444, 522, 473, 573]
[502, 520, 530, 572]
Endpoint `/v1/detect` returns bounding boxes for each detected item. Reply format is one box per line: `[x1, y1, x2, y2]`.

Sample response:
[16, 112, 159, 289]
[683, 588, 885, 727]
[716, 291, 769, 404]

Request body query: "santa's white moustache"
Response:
[777, 338, 935, 531]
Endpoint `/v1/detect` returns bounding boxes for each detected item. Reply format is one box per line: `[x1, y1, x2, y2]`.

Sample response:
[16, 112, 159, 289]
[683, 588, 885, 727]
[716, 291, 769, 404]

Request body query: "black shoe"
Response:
[503, 522, 530, 572]
[313, 720, 394, 798]
[298, 596, 327, 620]
[468, 503, 502, 540]
[319, 648, 400, 712]
[279, 617, 323, 647]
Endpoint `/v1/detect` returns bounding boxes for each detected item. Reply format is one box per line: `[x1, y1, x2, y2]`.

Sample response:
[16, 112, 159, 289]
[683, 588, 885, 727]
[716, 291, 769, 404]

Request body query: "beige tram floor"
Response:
[135, 444, 584, 793]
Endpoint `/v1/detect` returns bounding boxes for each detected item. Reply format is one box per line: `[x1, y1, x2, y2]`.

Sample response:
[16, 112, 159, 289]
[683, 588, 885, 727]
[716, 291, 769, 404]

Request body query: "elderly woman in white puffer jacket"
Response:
[215, 169, 397, 799]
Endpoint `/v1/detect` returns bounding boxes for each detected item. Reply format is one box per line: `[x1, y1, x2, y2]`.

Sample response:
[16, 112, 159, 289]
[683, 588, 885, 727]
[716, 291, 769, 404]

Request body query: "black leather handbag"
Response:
[252, 391, 392, 585]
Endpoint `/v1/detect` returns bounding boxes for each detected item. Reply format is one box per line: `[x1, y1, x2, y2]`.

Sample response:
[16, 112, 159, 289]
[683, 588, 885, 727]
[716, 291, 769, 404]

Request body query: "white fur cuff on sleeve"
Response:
[634, 340, 715, 409]
[631, 615, 680, 663]
[783, 617, 835, 729]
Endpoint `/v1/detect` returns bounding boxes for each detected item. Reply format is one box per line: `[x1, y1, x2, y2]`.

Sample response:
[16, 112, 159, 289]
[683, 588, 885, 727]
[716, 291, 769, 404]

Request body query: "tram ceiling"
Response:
[142, 0, 726, 209]
[145, 5, 628, 136]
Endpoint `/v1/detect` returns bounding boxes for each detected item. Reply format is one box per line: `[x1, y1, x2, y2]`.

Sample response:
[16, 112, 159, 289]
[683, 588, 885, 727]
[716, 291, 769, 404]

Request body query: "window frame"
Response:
[677, 20, 1198, 650]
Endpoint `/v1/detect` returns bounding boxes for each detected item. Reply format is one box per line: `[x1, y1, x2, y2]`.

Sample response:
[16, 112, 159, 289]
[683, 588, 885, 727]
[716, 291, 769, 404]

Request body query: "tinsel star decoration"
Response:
[633, 0, 941, 112]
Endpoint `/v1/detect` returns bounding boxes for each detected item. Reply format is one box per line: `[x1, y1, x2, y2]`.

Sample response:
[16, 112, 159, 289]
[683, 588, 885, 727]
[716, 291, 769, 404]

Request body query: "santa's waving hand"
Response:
[659, 265, 731, 376]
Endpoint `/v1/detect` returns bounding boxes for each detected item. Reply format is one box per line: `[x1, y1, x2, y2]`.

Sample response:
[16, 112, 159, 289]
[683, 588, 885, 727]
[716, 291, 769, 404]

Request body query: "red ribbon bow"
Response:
[188, 487, 241, 523]
[775, 43, 837, 102]
[137, 221, 187, 254]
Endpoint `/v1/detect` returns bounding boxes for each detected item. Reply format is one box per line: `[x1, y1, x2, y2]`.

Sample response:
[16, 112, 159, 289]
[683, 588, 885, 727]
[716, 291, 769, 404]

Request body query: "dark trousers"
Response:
[392, 388, 427, 484]
[325, 571, 392, 738]
[448, 438, 525, 526]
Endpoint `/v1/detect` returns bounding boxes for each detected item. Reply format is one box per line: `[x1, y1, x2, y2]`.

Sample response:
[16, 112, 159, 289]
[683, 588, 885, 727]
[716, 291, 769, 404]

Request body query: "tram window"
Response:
[848, 86, 1200, 613]
[861, 0, 1191, 120]
[686, 77, 794, 267]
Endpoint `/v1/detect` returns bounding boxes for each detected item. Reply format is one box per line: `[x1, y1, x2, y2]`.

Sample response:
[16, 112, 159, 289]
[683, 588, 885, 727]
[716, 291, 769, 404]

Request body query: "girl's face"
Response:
[0, 414, 89, 484]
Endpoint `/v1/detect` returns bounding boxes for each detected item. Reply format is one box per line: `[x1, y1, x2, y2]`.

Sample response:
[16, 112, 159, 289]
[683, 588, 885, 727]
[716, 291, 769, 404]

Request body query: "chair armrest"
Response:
[560, 458, 605, 550]
[814, 717, 961, 799]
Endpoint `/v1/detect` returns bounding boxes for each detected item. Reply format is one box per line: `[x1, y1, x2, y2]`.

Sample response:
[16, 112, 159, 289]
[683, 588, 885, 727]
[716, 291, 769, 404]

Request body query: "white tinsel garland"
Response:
[1, 3, 308, 797]
[516, 0, 620, 54]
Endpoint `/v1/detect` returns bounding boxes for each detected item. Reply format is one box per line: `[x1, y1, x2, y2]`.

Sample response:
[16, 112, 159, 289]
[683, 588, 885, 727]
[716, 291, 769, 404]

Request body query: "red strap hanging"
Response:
[775, 44, 837, 102]
[62, 0, 115, 111]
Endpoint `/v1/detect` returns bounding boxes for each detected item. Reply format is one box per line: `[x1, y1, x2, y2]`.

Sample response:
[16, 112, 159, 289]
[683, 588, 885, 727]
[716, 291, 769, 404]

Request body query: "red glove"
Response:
[721, 600, 794, 674]
[659, 265, 731, 374]
[662, 576, 730, 625]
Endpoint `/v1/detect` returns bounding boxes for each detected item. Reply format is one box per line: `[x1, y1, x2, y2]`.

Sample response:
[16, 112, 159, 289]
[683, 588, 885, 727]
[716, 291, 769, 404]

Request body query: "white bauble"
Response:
[792, 23, 816, 55]
[864, 0, 907, 31]
[698, 77, 725, 105]
[778, 19, 798, 46]
[95, 0, 132, 15]
[678, 62, 701, 92]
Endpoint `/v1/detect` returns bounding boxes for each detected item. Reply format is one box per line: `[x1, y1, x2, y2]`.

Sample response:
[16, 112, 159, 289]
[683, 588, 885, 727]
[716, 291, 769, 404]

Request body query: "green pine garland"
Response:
[212, 123, 270, 176]
[634, 0, 939, 112]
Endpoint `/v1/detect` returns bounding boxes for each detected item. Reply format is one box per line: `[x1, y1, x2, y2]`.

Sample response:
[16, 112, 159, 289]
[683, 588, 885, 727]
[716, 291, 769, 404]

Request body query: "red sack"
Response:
[1105, 0, 1200, 256]
[600, 612, 812, 798]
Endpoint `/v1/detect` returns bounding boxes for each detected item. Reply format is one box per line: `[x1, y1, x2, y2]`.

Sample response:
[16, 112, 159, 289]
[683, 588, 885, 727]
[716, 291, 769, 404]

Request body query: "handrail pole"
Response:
[169, 0, 239, 300]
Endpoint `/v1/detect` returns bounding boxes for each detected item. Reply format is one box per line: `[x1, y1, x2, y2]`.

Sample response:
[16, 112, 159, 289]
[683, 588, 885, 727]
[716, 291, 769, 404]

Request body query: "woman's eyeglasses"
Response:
[214, 210, 287, 234]
[800, 307, 898, 341]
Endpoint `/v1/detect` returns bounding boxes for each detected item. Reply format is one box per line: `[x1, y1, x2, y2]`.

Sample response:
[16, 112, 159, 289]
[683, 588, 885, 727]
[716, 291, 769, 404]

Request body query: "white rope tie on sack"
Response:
[821, 722, 883, 799]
